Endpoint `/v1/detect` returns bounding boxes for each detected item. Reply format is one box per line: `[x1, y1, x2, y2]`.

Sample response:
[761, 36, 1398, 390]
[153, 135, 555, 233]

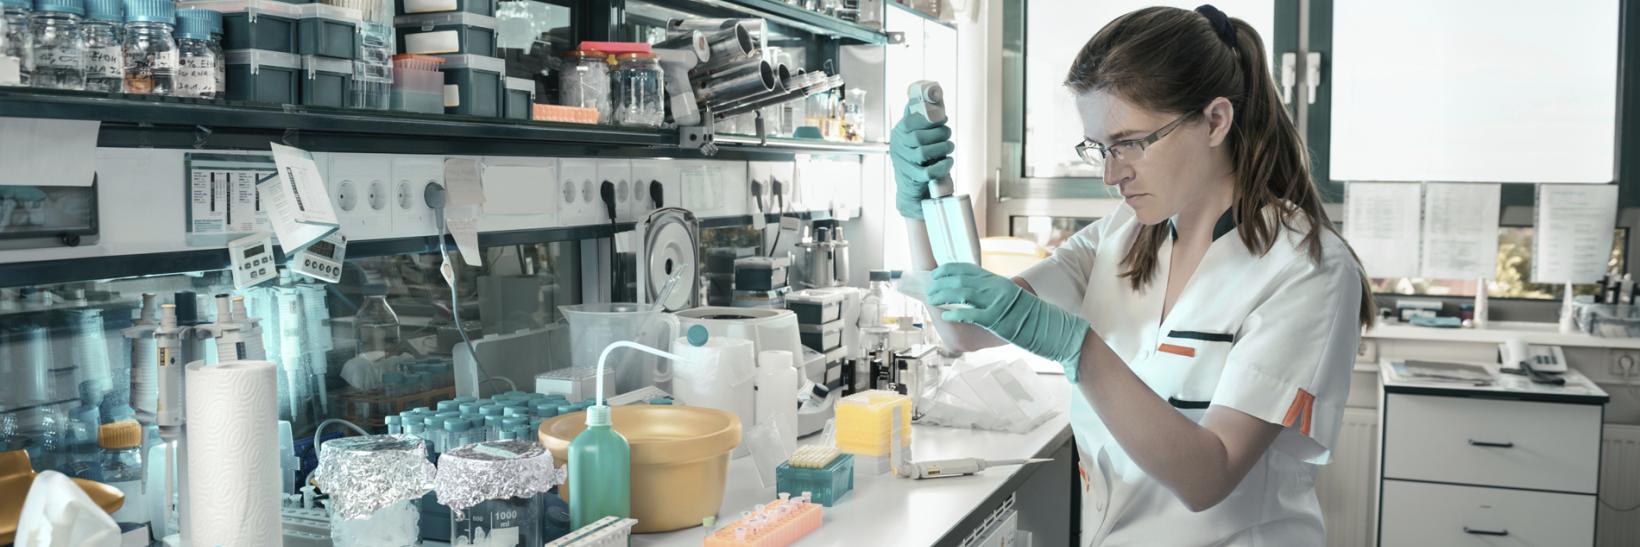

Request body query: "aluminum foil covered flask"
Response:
[310, 435, 437, 547]
[435, 440, 560, 547]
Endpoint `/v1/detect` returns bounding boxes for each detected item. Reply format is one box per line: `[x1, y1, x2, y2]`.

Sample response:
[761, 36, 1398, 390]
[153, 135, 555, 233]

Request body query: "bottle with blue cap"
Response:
[81, 0, 118, 91]
[119, 0, 174, 95]
[29, 0, 87, 90]
[173, 8, 218, 99]
[2, 0, 34, 86]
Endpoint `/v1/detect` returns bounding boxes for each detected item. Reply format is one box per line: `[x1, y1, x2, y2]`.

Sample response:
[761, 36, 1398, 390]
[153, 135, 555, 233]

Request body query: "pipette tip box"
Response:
[775, 454, 853, 507]
[833, 390, 912, 457]
[397, 0, 496, 18]
[543, 515, 637, 547]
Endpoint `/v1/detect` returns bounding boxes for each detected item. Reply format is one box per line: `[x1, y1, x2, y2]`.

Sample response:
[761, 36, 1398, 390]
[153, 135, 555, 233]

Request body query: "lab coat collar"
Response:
[1168, 208, 1238, 242]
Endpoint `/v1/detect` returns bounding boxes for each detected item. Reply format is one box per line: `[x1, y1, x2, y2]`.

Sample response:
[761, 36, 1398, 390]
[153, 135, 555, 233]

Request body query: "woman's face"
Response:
[1074, 90, 1234, 226]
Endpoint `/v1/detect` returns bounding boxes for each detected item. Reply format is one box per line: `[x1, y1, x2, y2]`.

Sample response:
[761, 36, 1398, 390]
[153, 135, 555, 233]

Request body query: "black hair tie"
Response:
[1195, 4, 1237, 49]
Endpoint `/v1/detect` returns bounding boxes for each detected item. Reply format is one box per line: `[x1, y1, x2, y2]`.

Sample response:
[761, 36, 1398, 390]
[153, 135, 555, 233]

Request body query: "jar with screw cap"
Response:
[120, 0, 174, 95]
[29, 0, 87, 89]
[174, 8, 219, 98]
[81, 0, 118, 91]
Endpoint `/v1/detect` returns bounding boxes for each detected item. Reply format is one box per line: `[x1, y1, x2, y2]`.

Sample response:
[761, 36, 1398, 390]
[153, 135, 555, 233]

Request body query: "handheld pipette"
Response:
[909, 81, 982, 266]
[899, 457, 1053, 480]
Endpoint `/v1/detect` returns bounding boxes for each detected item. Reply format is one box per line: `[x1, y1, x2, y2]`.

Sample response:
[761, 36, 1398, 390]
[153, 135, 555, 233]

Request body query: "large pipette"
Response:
[899, 457, 1054, 480]
[910, 81, 981, 265]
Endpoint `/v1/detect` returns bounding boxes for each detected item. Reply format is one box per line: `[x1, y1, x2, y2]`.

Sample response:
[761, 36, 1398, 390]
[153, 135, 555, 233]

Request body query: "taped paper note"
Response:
[259, 144, 338, 253]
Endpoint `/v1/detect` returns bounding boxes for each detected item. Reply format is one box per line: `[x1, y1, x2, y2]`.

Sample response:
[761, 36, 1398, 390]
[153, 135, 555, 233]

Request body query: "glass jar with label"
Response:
[610, 52, 664, 128]
[120, 0, 175, 95]
[81, 0, 120, 92]
[558, 50, 610, 123]
[2, 0, 33, 86]
[173, 8, 219, 99]
[29, 0, 87, 90]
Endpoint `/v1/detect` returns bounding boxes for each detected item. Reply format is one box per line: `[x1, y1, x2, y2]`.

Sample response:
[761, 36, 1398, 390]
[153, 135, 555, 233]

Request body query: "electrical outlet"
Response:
[631, 159, 681, 219]
[326, 153, 394, 240]
[557, 159, 603, 226]
[764, 161, 795, 212]
[1611, 349, 1638, 378]
[390, 155, 443, 238]
[596, 159, 634, 222]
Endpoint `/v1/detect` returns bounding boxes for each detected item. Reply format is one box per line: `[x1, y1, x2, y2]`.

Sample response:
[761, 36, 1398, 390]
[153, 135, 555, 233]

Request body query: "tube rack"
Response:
[704, 493, 823, 547]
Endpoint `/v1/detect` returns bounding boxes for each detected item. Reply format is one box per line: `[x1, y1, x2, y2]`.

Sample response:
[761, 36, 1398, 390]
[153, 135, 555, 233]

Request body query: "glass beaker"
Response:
[557, 303, 679, 394]
[311, 435, 436, 547]
[842, 88, 867, 142]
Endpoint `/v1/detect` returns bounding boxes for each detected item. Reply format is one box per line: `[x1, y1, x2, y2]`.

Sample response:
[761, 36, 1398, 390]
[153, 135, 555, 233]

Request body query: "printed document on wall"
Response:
[259, 144, 338, 253]
[1420, 183, 1500, 280]
[1532, 184, 1618, 284]
[1344, 182, 1422, 279]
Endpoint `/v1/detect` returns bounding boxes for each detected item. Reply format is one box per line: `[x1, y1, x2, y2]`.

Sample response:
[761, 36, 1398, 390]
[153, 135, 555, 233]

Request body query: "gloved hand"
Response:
[928, 263, 1090, 380]
[889, 104, 954, 220]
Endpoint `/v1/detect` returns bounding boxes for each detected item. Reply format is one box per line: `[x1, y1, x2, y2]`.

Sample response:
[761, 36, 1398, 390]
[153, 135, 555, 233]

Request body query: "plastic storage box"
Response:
[397, 0, 494, 17]
[798, 321, 842, 352]
[503, 76, 533, 120]
[785, 291, 844, 324]
[296, 3, 360, 59]
[391, 53, 444, 113]
[301, 55, 353, 107]
[395, 12, 496, 56]
[185, 0, 305, 53]
[775, 454, 854, 507]
[438, 54, 505, 117]
[226, 49, 302, 103]
[833, 390, 911, 457]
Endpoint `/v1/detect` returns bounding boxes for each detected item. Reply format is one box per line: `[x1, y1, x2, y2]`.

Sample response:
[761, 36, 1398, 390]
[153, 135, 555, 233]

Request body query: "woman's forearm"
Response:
[1073, 328, 1281, 511]
[905, 219, 1006, 352]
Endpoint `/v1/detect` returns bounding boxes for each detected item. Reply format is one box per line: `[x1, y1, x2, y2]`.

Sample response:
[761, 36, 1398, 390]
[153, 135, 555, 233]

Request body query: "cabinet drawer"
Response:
[1379, 480, 1594, 546]
[1383, 394, 1600, 493]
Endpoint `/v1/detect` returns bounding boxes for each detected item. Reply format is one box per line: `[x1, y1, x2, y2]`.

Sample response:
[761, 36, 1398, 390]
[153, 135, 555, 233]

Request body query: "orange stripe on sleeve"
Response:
[1282, 388, 1317, 436]
[1157, 343, 1196, 358]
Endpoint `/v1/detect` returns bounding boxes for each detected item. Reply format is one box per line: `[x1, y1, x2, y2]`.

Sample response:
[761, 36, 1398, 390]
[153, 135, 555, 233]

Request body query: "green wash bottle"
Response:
[568, 403, 631, 529]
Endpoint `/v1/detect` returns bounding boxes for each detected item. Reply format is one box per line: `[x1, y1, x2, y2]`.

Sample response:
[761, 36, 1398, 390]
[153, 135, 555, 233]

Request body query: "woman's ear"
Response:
[1203, 97, 1234, 147]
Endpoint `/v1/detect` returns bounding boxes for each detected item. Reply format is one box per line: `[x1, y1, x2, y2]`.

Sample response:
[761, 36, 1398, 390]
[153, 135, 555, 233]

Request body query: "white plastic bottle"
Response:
[122, 292, 159, 421]
[755, 349, 799, 455]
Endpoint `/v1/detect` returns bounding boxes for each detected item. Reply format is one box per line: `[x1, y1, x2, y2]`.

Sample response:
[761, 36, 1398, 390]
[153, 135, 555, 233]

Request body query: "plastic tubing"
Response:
[593, 341, 692, 408]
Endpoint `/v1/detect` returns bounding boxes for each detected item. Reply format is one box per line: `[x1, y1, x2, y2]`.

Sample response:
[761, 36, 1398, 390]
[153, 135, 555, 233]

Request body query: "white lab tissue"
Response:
[183, 360, 282, 547]
[15, 470, 121, 547]
[917, 348, 1061, 434]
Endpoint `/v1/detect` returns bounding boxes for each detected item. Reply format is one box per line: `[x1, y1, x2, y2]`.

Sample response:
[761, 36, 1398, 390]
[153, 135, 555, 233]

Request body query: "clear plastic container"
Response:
[351, 21, 392, 109]
[390, 52, 442, 113]
[2, 1, 32, 86]
[354, 284, 402, 356]
[97, 420, 143, 524]
[557, 49, 608, 123]
[30, 0, 87, 90]
[609, 51, 662, 128]
[121, 0, 177, 95]
[174, 8, 221, 98]
[81, 0, 120, 92]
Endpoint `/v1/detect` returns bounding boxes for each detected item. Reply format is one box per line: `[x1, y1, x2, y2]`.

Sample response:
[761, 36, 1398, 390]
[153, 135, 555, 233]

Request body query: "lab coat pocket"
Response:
[1159, 330, 1234, 410]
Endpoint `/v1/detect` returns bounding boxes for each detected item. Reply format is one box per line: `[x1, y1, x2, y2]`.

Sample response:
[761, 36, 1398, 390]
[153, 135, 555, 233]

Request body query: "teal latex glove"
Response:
[889, 105, 954, 220]
[928, 263, 1090, 381]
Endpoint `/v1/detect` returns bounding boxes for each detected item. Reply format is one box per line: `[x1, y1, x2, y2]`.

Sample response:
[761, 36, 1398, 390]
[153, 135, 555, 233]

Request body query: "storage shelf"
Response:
[0, 88, 886, 158]
[643, 0, 891, 44]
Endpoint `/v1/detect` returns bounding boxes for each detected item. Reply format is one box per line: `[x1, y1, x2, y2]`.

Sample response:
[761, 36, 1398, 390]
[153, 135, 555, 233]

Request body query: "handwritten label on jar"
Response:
[33, 48, 82, 70]
[87, 46, 121, 78]
[176, 56, 217, 98]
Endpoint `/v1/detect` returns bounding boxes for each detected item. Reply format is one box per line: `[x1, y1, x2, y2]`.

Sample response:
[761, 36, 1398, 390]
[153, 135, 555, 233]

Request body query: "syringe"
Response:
[899, 457, 1053, 480]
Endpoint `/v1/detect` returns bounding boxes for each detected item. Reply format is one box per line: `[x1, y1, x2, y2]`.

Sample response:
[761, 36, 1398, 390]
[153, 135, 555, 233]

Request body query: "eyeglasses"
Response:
[1074, 113, 1195, 170]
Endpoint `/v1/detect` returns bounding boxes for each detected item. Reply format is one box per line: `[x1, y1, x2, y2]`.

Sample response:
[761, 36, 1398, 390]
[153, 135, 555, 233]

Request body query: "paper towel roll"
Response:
[184, 360, 281, 547]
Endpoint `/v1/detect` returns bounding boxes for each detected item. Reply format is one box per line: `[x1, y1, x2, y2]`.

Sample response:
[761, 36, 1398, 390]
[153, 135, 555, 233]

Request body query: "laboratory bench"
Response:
[631, 379, 1075, 547]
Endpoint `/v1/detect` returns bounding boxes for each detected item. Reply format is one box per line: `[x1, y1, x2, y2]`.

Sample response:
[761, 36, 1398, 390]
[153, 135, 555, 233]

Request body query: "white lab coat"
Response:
[1018, 202, 1362, 546]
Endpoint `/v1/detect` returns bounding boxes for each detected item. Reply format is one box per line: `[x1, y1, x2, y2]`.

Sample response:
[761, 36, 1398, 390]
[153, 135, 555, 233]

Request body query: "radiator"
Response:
[1599, 424, 1640, 547]
[1317, 407, 1379, 547]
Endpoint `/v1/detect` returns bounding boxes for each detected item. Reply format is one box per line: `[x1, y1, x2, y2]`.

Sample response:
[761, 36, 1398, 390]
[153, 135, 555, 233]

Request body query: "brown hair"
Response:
[1064, 6, 1375, 326]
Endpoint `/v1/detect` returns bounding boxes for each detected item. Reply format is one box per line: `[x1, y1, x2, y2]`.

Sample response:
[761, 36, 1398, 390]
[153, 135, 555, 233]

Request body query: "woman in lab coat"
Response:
[892, 5, 1375, 545]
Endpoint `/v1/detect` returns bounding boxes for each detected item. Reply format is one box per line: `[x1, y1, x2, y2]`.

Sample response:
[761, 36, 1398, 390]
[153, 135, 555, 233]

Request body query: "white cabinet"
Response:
[1376, 366, 1608, 546]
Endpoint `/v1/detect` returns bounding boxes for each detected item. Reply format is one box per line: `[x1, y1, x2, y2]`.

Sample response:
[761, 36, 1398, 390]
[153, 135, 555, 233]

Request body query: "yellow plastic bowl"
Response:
[539, 405, 742, 533]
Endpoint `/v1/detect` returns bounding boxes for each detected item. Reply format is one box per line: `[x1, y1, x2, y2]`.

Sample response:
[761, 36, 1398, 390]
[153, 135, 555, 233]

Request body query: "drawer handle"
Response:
[1467, 439, 1514, 448]
[1463, 526, 1509, 537]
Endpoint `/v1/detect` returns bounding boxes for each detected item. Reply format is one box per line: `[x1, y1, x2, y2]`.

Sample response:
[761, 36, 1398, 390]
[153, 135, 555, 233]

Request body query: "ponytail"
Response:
[1065, 6, 1376, 326]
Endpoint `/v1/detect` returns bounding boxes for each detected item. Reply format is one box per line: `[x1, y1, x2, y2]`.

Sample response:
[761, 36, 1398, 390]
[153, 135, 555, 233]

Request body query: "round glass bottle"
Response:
[29, 0, 86, 90]
[80, 0, 119, 92]
[173, 8, 218, 98]
[119, 0, 174, 95]
[558, 50, 610, 123]
[1, 0, 33, 86]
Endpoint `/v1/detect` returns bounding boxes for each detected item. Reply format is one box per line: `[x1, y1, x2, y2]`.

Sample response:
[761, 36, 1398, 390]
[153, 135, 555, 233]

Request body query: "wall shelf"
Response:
[0, 89, 885, 159]
[640, 0, 891, 45]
